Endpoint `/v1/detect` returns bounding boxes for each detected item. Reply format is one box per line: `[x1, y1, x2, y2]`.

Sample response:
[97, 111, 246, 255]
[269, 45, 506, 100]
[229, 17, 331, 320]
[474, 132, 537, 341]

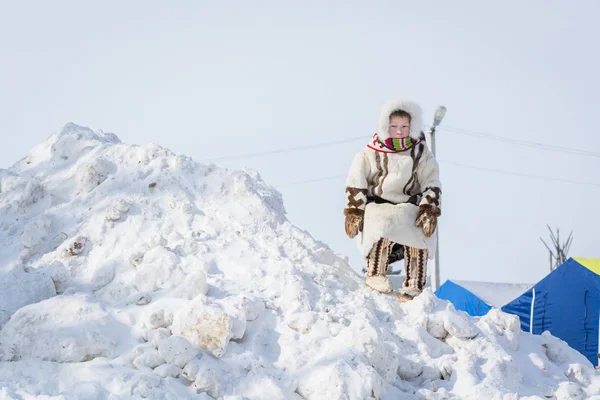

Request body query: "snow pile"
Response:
[0, 123, 598, 400]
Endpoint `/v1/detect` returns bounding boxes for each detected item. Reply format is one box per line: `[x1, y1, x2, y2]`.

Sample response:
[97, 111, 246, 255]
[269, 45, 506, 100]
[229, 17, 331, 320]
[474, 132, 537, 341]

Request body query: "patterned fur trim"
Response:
[403, 143, 425, 196]
[403, 245, 428, 291]
[421, 186, 441, 209]
[366, 237, 394, 277]
[345, 187, 368, 210]
[373, 152, 389, 197]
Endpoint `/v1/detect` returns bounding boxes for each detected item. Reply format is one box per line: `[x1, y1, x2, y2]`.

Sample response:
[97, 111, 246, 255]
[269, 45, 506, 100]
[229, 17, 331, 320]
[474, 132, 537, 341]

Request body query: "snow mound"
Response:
[0, 123, 598, 399]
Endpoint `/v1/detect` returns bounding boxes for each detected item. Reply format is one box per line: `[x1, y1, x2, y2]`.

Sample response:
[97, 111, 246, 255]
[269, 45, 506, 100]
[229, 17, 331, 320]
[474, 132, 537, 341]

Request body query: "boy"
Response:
[344, 99, 441, 302]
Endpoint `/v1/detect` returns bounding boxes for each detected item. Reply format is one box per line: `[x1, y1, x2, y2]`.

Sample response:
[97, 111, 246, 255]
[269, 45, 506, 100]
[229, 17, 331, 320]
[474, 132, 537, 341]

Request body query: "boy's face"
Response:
[388, 115, 411, 139]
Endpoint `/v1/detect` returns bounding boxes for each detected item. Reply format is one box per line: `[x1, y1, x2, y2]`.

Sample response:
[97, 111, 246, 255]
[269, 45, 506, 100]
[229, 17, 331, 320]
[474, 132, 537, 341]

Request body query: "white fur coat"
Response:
[345, 99, 441, 260]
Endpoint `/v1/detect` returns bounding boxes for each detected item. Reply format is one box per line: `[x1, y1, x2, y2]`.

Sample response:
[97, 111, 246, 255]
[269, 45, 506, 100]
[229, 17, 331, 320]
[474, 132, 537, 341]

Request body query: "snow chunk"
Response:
[540, 331, 592, 366]
[74, 157, 114, 194]
[105, 199, 130, 222]
[426, 311, 448, 339]
[134, 246, 184, 292]
[0, 294, 134, 362]
[478, 309, 521, 350]
[72, 381, 103, 400]
[157, 335, 198, 368]
[234, 371, 302, 400]
[21, 216, 52, 256]
[333, 318, 402, 384]
[396, 354, 424, 381]
[296, 356, 384, 400]
[135, 293, 152, 306]
[172, 295, 243, 357]
[172, 268, 208, 300]
[443, 308, 479, 339]
[153, 363, 181, 378]
[480, 308, 521, 335]
[133, 349, 165, 370]
[142, 307, 174, 330]
[0, 172, 48, 212]
[33, 261, 72, 294]
[181, 358, 202, 382]
[62, 236, 89, 257]
[192, 359, 224, 398]
[555, 381, 586, 400]
[286, 311, 317, 334]
[566, 363, 596, 387]
[218, 295, 248, 340]
[243, 297, 265, 321]
[131, 373, 161, 398]
[0, 267, 56, 326]
[147, 327, 171, 349]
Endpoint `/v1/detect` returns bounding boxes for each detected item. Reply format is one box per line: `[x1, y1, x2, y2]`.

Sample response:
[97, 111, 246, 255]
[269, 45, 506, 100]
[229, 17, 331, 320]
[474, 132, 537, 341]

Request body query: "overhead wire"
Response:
[273, 161, 600, 188]
[439, 126, 600, 158]
[197, 125, 600, 188]
[200, 135, 365, 163]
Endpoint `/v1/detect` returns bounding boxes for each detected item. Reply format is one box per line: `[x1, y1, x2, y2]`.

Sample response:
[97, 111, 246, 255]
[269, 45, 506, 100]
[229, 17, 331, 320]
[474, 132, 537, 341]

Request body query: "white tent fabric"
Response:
[454, 280, 532, 308]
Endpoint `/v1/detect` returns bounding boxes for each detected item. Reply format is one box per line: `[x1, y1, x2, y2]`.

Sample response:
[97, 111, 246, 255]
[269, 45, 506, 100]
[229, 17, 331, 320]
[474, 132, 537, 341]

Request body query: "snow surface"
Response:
[0, 123, 598, 399]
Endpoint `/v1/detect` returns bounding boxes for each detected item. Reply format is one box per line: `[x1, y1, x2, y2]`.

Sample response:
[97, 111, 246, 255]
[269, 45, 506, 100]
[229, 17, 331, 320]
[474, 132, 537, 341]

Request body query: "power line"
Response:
[439, 160, 600, 187]
[200, 125, 600, 164]
[200, 135, 365, 163]
[274, 174, 346, 188]
[273, 161, 600, 188]
[196, 125, 600, 188]
[440, 126, 600, 158]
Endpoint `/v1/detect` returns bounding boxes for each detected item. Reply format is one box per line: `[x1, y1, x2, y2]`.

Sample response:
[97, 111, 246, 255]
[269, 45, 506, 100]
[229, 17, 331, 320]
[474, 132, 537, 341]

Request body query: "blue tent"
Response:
[502, 258, 600, 367]
[435, 280, 492, 316]
[435, 280, 531, 317]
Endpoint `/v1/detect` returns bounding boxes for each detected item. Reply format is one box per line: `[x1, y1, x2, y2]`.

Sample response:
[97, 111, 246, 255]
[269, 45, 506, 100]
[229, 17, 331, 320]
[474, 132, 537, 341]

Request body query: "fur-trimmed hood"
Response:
[377, 99, 423, 141]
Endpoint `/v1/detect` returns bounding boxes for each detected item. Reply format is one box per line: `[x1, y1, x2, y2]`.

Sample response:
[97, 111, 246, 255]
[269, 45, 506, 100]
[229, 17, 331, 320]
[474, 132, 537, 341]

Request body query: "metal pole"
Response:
[428, 126, 440, 291]
[427, 105, 446, 291]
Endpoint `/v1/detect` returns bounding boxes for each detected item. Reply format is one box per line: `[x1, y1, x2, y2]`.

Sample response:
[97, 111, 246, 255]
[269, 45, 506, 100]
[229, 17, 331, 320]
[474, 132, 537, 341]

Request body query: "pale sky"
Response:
[1, 0, 599, 286]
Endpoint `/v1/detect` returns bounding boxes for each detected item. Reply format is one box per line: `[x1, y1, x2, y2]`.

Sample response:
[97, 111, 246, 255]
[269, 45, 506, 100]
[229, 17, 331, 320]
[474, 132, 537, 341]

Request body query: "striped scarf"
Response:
[379, 136, 420, 152]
